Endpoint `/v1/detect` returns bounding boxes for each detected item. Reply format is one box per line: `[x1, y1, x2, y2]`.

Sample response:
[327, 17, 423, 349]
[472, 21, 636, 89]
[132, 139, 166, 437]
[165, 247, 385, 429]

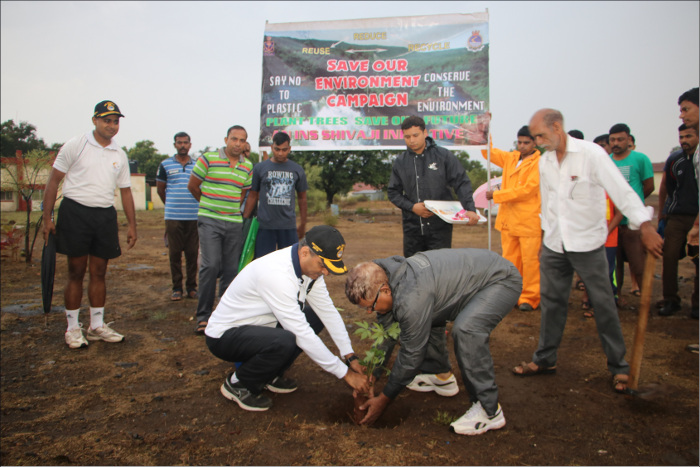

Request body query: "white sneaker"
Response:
[450, 401, 506, 436]
[86, 322, 124, 343]
[407, 373, 459, 396]
[65, 326, 88, 349]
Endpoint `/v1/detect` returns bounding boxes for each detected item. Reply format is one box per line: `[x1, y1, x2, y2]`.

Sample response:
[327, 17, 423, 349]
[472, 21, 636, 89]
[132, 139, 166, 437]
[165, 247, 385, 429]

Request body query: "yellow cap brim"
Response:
[95, 111, 124, 118]
[322, 258, 347, 275]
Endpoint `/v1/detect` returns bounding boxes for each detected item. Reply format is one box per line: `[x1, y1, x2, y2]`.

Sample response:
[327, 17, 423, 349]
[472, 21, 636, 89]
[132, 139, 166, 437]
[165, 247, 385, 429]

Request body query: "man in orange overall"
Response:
[482, 125, 541, 311]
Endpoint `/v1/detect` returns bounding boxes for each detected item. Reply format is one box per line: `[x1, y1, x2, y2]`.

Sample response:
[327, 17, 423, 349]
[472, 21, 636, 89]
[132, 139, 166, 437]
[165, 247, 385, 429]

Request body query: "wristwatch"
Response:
[345, 355, 359, 366]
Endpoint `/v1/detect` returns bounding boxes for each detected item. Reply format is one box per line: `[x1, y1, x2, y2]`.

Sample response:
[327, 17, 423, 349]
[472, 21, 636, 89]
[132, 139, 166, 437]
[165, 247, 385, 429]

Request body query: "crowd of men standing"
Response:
[41, 87, 698, 435]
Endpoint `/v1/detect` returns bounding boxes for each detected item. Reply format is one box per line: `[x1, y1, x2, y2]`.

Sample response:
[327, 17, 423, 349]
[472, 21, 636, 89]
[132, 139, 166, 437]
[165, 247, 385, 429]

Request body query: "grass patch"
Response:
[151, 310, 170, 321]
[322, 212, 338, 227]
[434, 410, 458, 426]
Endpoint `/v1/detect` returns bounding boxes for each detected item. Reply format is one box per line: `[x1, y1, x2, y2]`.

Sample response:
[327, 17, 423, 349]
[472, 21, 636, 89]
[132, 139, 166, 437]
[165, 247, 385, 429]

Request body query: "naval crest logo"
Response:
[263, 36, 275, 56]
[467, 30, 484, 52]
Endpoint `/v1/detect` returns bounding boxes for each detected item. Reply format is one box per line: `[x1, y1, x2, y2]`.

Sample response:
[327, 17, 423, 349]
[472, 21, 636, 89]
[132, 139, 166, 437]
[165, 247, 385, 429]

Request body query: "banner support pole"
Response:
[487, 132, 492, 251]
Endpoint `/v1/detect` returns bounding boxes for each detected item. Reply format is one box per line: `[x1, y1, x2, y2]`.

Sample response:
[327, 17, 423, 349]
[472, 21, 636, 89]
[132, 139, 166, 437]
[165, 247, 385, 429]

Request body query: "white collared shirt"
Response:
[539, 136, 651, 253]
[53, 132, 131, 208]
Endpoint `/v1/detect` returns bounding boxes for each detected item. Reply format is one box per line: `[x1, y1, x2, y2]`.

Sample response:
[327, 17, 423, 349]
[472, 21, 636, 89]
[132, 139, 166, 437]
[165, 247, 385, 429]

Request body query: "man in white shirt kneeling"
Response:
[204, 225, 369, 411]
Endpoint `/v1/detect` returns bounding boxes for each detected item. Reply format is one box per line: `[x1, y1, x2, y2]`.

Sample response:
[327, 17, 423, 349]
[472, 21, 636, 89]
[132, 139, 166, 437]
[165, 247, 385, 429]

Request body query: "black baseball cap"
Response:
[94, 100, 124, 118]
[305, 225, 347, 275]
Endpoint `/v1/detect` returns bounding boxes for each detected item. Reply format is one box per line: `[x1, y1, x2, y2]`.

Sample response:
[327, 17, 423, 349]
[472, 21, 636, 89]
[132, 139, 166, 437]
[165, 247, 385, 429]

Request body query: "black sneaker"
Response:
[659, 301, 681, 316]
[220, 375, 272, 411]
[518, 303, 534, 312]
[265, 375, 298, 394]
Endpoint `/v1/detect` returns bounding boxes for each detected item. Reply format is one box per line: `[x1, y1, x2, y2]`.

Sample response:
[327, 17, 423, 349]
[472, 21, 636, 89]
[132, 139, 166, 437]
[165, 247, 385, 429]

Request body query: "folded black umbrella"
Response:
[41, 232, 56, 324]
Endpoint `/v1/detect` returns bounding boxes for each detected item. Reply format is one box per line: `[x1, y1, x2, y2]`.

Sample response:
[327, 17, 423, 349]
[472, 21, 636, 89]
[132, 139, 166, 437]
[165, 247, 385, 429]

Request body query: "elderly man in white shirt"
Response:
[512, 109, 663, 394]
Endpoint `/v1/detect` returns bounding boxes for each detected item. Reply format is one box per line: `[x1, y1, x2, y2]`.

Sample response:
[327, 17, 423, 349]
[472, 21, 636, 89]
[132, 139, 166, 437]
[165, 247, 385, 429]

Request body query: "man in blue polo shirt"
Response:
[157, 132, 200, 301]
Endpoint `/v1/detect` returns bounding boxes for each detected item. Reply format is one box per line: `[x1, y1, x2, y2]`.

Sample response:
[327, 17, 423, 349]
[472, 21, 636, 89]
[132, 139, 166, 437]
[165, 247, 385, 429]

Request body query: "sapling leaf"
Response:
[353, 320, 401, 379]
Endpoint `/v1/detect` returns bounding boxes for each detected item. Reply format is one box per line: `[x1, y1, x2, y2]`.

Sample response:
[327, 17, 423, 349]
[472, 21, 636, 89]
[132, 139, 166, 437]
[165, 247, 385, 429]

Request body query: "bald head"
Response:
[345, 261, 387, 305]
[531, 108, 564, 130]
[529, 108, 566, 154]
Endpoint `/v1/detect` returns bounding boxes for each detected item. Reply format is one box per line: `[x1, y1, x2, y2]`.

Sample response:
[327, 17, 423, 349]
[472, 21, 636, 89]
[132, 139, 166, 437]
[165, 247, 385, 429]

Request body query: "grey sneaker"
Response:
[65, 325, 88, 349]
[407, 373, 459, 396]
[86, 322, 124, 343]
[450, 402, 506, 436]
[221, 375, 272, 411]
[265, 375, 298, 394]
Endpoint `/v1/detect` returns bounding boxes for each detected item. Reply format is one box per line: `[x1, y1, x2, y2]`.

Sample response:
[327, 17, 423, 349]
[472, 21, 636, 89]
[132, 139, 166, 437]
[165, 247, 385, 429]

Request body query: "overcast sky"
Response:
[1, 1, 698, 163]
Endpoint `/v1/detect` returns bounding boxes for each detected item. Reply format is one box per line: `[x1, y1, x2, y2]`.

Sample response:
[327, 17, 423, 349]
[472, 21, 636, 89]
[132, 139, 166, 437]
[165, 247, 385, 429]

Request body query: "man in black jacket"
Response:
[387, 116, 479, 257]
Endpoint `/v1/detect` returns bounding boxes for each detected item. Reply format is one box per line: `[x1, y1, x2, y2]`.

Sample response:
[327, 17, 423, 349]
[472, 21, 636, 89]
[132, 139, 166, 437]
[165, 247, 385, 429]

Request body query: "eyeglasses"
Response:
[370, 283, 385, 312]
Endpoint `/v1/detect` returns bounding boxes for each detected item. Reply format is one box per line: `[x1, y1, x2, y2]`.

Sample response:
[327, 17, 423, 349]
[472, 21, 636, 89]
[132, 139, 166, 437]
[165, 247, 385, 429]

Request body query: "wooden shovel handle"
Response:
[627, 253, 656, 391]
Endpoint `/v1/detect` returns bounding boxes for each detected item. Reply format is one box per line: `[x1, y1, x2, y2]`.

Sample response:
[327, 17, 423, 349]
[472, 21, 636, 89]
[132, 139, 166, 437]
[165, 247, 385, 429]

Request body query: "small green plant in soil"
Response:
[353, 320, 400, 378]
[434, 410, 458, 426]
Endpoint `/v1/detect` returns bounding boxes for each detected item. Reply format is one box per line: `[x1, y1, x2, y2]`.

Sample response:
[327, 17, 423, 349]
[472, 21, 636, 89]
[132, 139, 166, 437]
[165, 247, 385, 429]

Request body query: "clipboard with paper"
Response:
[424, 200, 487, 224]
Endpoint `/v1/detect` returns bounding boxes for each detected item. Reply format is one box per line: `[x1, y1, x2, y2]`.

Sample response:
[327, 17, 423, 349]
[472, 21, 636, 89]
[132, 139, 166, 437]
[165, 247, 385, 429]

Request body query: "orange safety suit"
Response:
[482, 145, 542, 308]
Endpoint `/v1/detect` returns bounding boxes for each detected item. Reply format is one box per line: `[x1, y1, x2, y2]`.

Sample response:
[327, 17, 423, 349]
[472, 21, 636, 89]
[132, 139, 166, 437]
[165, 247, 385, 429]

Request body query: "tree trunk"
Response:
[325, 190, 336, 209]
[24, 197, 32, 263]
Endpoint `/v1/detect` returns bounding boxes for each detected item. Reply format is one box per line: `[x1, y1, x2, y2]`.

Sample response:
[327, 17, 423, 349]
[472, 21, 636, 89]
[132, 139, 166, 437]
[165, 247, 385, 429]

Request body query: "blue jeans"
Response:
[196, 216, 243, 323]
[254, 228, 298, 259]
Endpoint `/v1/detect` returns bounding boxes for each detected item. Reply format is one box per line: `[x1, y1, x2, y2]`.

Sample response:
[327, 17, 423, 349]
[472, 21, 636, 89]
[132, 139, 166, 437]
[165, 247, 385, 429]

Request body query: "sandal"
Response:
[613, 374, 629, 393]
[187, 290, 198, 299]
[582, 301, 594, 318]
[512, 361, 557, 377]
[171, 291, 183, 301]
[575, 280, 586, 291]
[195, 321, 207, 335]
[631, 289, 641, 297]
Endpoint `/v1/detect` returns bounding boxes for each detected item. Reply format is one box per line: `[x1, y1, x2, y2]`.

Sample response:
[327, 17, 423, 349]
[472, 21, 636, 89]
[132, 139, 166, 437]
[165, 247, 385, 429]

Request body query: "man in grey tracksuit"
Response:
[387, 116, 479, 257]
[345, 248, 522, 435]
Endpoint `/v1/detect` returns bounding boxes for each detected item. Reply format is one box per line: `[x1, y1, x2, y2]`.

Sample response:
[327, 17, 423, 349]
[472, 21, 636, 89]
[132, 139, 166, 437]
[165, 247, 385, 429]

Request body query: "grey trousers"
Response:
[451, 281, 519, 415]
[196, 216, 243, 323]
[534, 245, 629, 375]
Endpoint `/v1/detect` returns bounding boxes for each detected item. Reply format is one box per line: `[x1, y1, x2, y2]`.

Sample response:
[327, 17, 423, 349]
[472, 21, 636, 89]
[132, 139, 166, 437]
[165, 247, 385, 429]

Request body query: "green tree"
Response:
[49, 142, 64, 153]
[2, 149, 54, 262]
[1, 120, 47, 158]
[123, 140, 167, 183]
[292, 150, 394, 207]
[197, 146, 213, 158]
[453, 150, 500, 190]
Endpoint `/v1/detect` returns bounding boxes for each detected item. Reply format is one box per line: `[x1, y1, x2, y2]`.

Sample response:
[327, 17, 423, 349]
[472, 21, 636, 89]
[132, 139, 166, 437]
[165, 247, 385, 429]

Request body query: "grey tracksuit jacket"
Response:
[374, 249, 521, 399]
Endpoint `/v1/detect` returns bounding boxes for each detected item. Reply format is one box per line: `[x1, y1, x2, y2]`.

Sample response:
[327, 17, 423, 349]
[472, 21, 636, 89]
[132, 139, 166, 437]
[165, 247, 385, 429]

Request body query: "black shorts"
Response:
[55, 197, 122, 259]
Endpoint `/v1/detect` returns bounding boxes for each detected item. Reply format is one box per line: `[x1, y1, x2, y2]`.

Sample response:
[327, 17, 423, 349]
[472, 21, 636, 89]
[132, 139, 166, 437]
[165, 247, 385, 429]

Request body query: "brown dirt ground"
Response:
[1, 200, 698, 466]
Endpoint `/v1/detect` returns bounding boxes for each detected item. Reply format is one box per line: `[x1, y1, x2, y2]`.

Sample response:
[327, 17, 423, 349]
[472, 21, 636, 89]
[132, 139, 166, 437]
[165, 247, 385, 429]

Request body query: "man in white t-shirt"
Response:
[42, 100, 137, 349]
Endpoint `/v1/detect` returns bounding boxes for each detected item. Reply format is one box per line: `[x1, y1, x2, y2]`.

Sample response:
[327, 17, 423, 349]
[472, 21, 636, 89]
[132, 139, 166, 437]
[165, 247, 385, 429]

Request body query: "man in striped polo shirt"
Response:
[156, 132, 200, 302]
[188, 125, 254, 334]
